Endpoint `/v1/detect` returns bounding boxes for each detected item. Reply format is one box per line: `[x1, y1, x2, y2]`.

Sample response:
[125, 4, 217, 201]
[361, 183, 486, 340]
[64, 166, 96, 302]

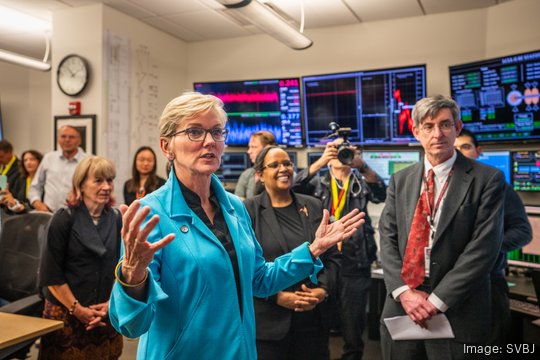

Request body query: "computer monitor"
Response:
[449, 49, 540, 143]
[508, 207, 540, 269]
[307, 152, 329, 175]
[512, 151, 540, 191]
[286, 151, 297, 168]
[194, 78, 302, 146]
[302, 64, 426, 146]
[362, 151, 421, 185]
[215, 152, 249, 182]
[477, 151, 511, 184]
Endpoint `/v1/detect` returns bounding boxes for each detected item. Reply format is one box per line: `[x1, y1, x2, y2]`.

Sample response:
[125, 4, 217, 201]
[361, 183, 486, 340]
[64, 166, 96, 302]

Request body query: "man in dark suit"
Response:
[379, 95, 505, 360]
[0, 139, 20, 187]
[455, 129, 531, 349]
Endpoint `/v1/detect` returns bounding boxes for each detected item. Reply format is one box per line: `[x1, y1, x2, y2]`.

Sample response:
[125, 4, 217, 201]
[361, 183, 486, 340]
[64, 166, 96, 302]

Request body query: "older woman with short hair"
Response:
[39, 156, 123, 359]
[108, 92, 365, 359]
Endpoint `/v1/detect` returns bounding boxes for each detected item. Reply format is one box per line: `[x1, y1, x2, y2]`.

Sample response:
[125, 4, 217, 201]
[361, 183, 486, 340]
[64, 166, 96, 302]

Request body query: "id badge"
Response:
[424, 246, 432, 277]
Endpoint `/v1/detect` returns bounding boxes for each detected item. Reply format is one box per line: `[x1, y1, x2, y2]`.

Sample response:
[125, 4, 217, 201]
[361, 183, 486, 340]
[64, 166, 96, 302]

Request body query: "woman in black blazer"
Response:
[244, 146, 340, 360]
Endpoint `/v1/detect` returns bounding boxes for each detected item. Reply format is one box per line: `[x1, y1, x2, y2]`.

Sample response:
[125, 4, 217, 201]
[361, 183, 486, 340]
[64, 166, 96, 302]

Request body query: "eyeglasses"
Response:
[173, 127, 229, 142]
[262, 160, 294, 170]
[420, 122, 455, 134]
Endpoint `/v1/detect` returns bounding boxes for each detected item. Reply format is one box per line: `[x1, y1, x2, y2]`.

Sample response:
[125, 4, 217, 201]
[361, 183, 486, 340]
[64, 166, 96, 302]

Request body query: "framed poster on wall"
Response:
[54, 115, 96, 154]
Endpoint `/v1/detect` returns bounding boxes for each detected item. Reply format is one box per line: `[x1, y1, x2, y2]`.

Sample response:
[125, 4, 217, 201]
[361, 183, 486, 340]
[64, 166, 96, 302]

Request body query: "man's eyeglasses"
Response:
[262, 160, 294, 170]
[173, 127, 229, 142]
[420, 122, 455, 134]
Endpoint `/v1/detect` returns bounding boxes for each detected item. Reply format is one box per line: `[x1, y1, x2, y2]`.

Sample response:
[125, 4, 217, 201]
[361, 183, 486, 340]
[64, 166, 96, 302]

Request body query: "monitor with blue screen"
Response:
[508, 207, 540, 269]
[362, 151, 421, 185]
[477, 151, 511, 184]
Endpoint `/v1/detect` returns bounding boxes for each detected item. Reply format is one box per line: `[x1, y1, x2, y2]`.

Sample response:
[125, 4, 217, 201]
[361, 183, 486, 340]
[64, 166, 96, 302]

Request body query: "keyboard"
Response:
[509, 298, 540, 317]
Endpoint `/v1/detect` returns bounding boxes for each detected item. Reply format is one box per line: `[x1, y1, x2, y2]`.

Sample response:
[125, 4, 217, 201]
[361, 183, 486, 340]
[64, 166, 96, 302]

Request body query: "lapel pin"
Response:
[180, 225, 189, 233]
[299, 206, 308, 217]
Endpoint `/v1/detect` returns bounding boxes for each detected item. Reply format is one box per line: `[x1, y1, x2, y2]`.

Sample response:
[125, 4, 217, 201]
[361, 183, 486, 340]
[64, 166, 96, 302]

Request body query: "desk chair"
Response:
[0, 211, 53, 315]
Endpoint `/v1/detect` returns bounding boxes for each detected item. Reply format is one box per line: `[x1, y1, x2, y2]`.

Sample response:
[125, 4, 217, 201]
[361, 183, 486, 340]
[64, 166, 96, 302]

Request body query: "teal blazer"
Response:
[109, 174, 322, 359]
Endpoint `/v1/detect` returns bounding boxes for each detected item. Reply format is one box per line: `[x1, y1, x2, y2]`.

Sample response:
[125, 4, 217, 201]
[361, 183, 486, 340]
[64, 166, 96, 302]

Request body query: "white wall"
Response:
[0, 61, 51, 153]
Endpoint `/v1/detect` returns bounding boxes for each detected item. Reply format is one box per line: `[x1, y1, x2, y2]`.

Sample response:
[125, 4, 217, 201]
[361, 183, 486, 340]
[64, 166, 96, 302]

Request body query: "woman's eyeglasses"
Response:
[173, 127, 229, 142]
[262, 160, 294, 170]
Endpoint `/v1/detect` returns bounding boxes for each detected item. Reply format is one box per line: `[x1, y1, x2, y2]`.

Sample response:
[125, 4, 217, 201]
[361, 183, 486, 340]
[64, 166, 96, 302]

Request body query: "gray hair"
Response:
[411, 95, 460, 127]
[159, 92, 227, 138]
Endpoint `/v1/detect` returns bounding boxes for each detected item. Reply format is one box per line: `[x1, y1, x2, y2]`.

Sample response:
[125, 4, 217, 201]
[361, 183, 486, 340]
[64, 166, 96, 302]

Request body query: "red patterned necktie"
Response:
[401, 169, 435, 289]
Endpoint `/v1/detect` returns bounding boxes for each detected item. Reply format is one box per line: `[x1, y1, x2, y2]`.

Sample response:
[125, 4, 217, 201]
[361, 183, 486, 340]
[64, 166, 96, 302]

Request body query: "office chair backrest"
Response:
[0, 211, 53, 302]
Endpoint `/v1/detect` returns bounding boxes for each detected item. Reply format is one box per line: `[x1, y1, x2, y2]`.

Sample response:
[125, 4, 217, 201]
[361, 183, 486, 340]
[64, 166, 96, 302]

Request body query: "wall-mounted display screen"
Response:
[216, 152, 249, 182]
[362, 151, 421, 185]
[477, 150, 511, 184]
[302, 65, 426, 146]
[512, 150, 540, 191]
[449, 49, 540, 143]
[194, 78, 302, 147]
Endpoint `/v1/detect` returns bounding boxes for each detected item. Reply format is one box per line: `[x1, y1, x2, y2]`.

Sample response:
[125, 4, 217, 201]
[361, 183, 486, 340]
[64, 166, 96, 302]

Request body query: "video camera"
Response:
[328, 122, 355, 165]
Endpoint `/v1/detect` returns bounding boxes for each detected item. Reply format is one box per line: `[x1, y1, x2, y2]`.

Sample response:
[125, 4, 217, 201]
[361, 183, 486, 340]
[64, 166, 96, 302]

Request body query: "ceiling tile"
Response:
[344, 0, 423, 22]
[141, 16, 205, 42]
[420, 0, 496, 14]
[101, 0, 155, 19]
[164, 10, 252, 40]
[127, 0, 206, 16]
[270, 0, 359, 28]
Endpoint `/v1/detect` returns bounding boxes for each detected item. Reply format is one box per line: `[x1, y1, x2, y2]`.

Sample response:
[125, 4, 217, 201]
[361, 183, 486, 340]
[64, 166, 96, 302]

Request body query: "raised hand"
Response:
[119, 200, 175, 286]
[309, 209, 365, 258]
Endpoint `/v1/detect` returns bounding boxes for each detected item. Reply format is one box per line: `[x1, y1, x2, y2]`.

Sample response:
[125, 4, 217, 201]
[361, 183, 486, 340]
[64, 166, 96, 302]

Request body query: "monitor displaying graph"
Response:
[194, 78, 302, 146]
[362, 151, 421, 185]
[302, 64, 426, 145]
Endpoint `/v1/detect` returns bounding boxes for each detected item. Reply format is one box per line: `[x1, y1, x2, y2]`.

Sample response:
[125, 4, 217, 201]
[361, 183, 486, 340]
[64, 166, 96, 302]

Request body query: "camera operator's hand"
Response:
[308, 141, 338, 177]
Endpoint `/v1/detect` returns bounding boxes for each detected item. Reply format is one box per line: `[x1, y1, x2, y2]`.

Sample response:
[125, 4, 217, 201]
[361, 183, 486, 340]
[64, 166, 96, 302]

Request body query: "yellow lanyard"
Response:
[26, 176, 32, 198]
[331, 175, 350, 221]
[1, 155, 16, 176]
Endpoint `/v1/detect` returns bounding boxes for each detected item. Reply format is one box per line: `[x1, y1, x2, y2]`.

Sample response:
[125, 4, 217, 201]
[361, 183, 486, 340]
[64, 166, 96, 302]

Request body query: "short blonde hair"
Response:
[159, 92, 227, 138]
[68, 156, 116, 206]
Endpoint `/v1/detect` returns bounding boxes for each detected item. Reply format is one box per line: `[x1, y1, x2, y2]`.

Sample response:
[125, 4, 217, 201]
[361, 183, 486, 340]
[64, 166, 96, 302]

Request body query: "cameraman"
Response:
[293, 138, 386, 360]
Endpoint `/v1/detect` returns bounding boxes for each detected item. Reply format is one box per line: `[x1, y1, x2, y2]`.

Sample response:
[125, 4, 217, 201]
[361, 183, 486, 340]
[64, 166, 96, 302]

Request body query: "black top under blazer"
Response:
[244, 191, 341, 341]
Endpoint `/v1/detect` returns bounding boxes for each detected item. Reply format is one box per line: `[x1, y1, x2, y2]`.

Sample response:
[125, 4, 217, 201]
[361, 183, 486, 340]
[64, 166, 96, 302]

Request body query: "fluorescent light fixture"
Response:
[0, 49, 51, 71]
[216, 0, 313, 50]
[0, 5, 51, 33]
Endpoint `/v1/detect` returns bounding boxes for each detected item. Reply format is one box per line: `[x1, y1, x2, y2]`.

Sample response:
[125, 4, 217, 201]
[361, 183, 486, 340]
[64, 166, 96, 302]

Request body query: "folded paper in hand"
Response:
[383, 314, 455, 340]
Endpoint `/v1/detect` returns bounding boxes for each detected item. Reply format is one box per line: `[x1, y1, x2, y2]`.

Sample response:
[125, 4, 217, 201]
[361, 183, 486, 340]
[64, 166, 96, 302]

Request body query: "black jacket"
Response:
[244, 191, 340, 341]
[293, 168, 386, 274]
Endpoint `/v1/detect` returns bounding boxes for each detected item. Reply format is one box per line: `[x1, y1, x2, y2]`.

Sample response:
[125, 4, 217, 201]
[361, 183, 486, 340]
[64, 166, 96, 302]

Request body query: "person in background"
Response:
[0, 149, 43, 213]
[29, 125, 87, 212]
[123, 146, 166, 205]
[244, 146, 340, 360]
[235, 130, 277, 200]
[454, 128, 532, 350]
[108, 92, 366, 359]
[38, 156, 123, 359]
[293, 139, 386, 360]
[379, 95, 505, 360]
[0, 139, 20, 186]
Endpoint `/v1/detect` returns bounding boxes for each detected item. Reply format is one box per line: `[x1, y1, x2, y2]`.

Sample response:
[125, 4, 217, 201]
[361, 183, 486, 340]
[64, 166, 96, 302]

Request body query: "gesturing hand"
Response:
[119, 200, 175, 286]
[309, 209, 365, 258]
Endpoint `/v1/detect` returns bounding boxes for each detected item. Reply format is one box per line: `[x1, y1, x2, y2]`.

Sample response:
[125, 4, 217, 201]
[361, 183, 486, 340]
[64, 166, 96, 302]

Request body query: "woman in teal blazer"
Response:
[108, 92, 364, 360]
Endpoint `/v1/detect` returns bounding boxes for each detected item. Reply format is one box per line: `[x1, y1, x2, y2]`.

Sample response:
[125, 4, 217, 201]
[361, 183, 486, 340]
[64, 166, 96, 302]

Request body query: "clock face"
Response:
[57, 55, 89, 96]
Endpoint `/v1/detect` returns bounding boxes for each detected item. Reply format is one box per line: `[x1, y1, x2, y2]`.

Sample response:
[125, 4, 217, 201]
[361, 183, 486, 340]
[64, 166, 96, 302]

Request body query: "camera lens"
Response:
[337, 142, 354, 165]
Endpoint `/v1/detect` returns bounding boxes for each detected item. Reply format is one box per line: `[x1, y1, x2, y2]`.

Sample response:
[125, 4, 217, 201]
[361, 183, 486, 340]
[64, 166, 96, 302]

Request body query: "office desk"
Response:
[0, 312, 63, 358]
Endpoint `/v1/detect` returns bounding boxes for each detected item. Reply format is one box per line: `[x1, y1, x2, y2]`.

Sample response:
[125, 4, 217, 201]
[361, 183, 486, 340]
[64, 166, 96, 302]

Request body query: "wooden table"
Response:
[0, 312, 63, 357]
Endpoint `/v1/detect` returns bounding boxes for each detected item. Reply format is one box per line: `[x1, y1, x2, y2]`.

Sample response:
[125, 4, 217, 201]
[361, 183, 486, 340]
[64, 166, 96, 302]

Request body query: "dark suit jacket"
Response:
[4, 157, 20, 189]
[379, 151, 505, 343]
[244, 191, 340, 341]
